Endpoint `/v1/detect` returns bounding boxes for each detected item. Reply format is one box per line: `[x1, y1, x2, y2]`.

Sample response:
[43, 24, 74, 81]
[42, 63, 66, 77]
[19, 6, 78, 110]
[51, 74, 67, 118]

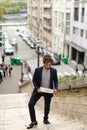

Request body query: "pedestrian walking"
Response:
[82, 64, 87, 75]
[23, 72, 30, 82]
[8, 64, 13, 77]
[26, 54, 58, 129]
[5, 64, 8, 76]
[0, 67, 3, 83]
[1, 53, 5, 64]
[2, 65, 6, 77]
[75, 64, 79, 74]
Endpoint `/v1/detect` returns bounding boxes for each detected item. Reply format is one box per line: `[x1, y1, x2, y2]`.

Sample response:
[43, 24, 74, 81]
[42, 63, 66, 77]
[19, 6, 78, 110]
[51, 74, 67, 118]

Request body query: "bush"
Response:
[58, 74, 86, 84]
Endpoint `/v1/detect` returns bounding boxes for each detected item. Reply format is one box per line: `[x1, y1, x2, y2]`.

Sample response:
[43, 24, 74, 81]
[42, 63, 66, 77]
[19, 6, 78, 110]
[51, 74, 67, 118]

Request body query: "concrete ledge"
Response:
[18, 81, 30, 88]
[59, 77, 87, 90]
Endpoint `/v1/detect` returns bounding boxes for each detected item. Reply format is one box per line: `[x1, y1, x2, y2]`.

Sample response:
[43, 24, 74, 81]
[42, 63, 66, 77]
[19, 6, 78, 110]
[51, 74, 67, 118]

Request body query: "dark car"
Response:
[52, 53, 61, 65]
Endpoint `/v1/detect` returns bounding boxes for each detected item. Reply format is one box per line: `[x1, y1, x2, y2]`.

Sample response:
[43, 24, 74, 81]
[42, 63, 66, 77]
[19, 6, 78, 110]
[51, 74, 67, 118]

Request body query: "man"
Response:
[0, 67, 3, 83]
[1, 53, 5, 64]
[27, 54, 58, 129]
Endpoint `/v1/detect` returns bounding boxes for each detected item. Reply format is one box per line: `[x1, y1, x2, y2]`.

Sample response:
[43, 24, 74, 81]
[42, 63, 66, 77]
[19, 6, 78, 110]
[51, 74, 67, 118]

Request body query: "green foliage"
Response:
[58, 74, 86, 84]
[0, 0, 27, 14]
[5, 6, 20, 14]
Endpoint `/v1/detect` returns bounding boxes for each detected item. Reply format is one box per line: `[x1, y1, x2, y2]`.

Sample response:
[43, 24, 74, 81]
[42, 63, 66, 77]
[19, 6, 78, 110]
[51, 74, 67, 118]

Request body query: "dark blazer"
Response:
[32, 66, 58, 91]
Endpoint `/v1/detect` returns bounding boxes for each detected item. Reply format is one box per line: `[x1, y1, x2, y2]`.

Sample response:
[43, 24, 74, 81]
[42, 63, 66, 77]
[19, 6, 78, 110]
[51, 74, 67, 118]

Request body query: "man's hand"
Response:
[53, 89, 58, 94]
[37, 88, 42, 93]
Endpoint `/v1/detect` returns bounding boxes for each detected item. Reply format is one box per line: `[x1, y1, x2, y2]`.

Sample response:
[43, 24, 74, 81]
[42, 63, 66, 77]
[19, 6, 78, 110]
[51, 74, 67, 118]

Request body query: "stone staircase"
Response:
[0, 92, 86, 130]
[0, 93, 29, 130]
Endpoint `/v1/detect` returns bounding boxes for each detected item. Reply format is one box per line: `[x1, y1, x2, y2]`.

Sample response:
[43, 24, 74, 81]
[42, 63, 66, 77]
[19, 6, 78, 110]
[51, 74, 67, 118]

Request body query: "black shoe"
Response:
[26, 121, 38, 129]
[44, 120, 50, 124]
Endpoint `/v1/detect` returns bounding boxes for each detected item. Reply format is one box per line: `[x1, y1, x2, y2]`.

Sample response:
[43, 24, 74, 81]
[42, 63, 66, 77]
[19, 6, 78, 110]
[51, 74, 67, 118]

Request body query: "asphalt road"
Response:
[0, 25, 36, 94]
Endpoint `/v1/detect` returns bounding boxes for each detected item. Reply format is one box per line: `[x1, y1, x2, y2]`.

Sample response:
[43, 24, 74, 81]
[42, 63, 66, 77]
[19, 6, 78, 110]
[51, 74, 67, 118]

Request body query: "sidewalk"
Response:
[26, 58, 76, 77]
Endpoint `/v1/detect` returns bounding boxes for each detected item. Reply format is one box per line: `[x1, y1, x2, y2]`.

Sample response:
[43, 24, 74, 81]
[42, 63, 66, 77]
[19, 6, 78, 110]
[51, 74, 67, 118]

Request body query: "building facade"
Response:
[70, 0, 87, 65]
[27, 0, 52, 48]
[27, 0, 87, 66]
[52, 0, 72, 56]
[27, 0, 42, 43]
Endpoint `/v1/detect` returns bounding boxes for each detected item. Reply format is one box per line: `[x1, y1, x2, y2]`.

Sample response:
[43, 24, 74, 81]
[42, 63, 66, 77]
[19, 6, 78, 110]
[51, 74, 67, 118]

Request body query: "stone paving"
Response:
[0, 93, 86, 130]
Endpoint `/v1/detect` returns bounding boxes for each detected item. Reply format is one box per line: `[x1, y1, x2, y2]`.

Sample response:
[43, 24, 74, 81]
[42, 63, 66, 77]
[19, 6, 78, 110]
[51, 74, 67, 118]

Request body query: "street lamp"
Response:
[36, 39, 41, 67]
[20, 62, 23, 82]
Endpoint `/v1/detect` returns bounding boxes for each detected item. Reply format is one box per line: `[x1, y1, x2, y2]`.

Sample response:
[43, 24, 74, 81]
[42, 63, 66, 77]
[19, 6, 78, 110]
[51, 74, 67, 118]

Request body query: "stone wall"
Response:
[51, 88, 87, 125]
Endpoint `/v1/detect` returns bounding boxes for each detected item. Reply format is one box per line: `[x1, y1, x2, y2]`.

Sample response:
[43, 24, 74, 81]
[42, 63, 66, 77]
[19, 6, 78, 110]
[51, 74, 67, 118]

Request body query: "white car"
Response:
[11, 38, 17, 46]
[4, 44, 14, 55]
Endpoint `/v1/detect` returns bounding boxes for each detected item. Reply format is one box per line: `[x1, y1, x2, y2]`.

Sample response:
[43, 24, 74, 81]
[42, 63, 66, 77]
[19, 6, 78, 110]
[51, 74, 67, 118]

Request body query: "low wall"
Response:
[51, 87, 87, 125]
[58, 77, 87, 90]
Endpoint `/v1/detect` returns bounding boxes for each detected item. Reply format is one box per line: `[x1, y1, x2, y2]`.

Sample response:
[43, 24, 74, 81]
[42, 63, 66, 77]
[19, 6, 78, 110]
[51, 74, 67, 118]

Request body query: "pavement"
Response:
[26, 57, 76, 77]
[0, 92, 85, 130]
[0, 59, 86, 130]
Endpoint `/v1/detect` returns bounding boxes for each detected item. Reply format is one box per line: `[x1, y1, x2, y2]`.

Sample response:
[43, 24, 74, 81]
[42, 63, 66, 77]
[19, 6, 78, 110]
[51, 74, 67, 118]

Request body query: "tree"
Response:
[1, 0, 27, 14]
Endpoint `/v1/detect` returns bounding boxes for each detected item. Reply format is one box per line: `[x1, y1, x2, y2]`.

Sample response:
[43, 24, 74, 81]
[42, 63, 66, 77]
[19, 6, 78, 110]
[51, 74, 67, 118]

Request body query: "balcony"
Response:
[43, 13, 51, 19]
[43, 3, 52, 8]
[43, 22, 51, 30]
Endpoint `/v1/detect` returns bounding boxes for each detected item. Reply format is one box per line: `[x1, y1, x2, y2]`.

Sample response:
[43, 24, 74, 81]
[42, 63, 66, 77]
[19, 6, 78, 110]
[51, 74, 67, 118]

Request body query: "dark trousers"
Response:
[28, 91, 52, 122]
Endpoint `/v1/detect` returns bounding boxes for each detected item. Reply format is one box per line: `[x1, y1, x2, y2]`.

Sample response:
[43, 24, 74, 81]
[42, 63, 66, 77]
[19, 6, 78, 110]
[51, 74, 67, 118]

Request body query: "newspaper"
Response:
[40, 87, 53, 94]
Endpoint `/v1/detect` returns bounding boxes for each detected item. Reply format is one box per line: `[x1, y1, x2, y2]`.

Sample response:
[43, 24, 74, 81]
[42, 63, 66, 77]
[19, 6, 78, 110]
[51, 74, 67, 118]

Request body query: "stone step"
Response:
[0, 93, 28, 109]
[0, 93, 85, 130]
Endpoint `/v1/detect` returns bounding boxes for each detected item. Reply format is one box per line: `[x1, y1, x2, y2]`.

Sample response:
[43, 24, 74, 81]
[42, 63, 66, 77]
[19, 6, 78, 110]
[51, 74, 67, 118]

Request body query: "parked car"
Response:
[11, 38, 17, 46]
[3, 31, 8, 39]
[4, 39, 9, 45]
[41, 48, 61, 65]
[18, 30, 25, 37]
[52, 55, 61, 65]
[22, 34, 29, 41]
[4, 44, 14, 55]
[30, 42, 36, 49]
[26, 39, 31, 46]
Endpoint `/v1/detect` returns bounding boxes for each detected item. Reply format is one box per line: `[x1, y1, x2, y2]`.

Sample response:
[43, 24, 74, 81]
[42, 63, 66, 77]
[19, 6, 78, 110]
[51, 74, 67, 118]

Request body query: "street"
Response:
[0, 25, 37, 94]
[0, 25, 76, 94]
[1, 25, 36, 63]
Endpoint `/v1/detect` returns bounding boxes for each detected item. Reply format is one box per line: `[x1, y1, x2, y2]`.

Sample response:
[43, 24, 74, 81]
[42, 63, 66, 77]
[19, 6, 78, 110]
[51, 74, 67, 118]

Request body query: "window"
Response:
[61, 13, 64, 33]
[74, 7, 79, 21]
[73, 27, 79, 35]
[80, 29, 84, 37]
[86, 31, 87, 39]
[81, 8, 85, 23]
[66, 13, 70, 34]
[54, 11, 58, 28]
[66, 27, 70, 34]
